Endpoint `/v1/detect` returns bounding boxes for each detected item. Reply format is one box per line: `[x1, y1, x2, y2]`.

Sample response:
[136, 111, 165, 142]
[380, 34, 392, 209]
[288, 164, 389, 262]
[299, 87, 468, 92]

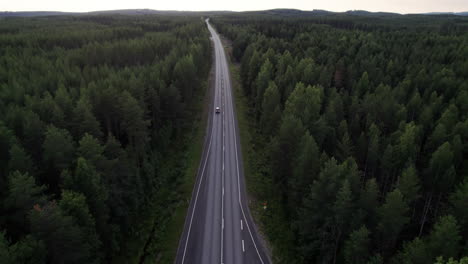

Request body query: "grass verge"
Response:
[114, 69, 211, 264]
[142, 75, 211, 264]
[155, 82, 209, 264]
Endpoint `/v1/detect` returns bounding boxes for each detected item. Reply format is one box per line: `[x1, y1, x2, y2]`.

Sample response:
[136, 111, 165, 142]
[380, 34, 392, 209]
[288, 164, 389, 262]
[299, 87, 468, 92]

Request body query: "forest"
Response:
[0, 15, 210, 263]
[212, 13, 468, 264]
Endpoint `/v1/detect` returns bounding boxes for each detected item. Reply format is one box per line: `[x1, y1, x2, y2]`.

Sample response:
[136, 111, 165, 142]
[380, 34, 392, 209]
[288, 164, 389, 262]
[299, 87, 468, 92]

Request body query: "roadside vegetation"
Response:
[0, 15, 211, 263]
[213, 13, 468, 264]
[222, 37, 296, 263]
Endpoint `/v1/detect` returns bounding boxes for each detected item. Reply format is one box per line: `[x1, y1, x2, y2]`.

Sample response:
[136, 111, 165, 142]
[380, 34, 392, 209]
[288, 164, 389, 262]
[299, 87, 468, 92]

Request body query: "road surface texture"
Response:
[174, 19, 270, 264]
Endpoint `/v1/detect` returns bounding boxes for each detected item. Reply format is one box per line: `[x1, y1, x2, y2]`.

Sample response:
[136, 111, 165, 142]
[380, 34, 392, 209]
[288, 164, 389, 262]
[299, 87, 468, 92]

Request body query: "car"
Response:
[215, 106, 220, 114]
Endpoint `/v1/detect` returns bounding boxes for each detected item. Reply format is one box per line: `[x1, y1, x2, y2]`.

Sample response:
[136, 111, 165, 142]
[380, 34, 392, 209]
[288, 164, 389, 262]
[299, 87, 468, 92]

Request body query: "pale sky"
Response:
[1, 0, 467, 14]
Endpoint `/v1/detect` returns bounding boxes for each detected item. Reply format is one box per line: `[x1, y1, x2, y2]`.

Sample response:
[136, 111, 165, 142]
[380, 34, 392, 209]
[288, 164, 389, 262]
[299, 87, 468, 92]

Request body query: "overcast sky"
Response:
[1, 0, 467, 14]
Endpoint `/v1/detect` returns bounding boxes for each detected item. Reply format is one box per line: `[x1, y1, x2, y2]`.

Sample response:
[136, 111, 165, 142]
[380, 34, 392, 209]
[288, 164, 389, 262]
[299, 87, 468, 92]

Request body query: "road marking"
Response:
[180, 114, 214, 264]
[181, 22, 224, 264]
[220, 34, 226, 264]
[222, 218, 224, 229]
[204, 21, 266, 264]
[223, 40, 266, 264]
[241, 219, 243, 230]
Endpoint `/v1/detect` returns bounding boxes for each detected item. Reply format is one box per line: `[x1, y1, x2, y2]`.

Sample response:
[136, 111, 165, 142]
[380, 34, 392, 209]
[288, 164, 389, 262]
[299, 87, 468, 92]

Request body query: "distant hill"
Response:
[88, 9, 234, 16]
[0, 9, 234, 17]
[423, 12, 468, 16]
[345, 10, 401, 16]
[0, 11, 78, 17]
[0, 8, 467, 17]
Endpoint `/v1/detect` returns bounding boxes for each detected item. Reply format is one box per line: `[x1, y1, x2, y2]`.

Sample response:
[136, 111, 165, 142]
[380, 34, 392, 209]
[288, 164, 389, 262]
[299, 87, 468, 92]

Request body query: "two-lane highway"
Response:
[175, 19, 270, 264]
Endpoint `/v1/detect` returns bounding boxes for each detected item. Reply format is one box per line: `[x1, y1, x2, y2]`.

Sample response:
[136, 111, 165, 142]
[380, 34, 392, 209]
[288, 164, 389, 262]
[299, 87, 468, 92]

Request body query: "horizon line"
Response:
[1, 8, 468, 16]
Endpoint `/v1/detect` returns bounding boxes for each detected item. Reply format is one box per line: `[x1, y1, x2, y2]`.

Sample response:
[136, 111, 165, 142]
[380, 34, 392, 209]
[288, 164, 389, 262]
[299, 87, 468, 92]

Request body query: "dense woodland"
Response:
[213, 14, 468, 264]
[0, 15, 210, 263]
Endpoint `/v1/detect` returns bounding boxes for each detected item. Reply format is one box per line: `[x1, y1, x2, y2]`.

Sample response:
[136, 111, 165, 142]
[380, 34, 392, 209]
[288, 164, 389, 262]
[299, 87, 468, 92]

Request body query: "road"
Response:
[174, 19, 270, 264]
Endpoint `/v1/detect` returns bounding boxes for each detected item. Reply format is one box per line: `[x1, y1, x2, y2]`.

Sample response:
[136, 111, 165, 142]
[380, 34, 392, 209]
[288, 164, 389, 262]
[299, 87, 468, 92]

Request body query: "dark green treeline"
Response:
[212, 14, 468, 264]
[0, 15, 210, 263]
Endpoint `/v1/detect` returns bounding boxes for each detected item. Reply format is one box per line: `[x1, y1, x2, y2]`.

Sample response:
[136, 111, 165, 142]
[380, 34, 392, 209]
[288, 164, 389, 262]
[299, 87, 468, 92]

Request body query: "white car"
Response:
[215, 106, 220, 114]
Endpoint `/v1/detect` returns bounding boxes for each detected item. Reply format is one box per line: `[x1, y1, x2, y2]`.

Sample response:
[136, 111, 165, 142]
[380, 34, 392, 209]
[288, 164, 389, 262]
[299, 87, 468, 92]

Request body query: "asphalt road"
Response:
[174, 19, 270, 264]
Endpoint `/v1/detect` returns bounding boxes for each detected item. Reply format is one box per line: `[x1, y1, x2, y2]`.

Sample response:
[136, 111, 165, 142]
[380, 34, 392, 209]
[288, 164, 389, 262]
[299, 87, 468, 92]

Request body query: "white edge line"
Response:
[181, 21, 218, 264]
[181, 119, 214, 264]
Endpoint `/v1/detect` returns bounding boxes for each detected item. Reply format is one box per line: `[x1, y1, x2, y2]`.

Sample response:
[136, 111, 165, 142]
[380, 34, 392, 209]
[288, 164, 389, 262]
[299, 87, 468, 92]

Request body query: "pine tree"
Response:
[0, 232, 13, 263]
[332, 179, 354, 263]
[449, 179, 468, 236]
[398, 165, 421, 206]
[358, 178, 380, 228]
[43, 125, 75, 172]
[289, 131, 319, 211]
[260, 81, 281, 135]
[355, 71, 370, 96]
[394, 237, 429, 264]
[30, 202, 91, 264]
[173, 54, 197, 101]
[8, 144, 35, 176]
[428, 215, 461, 260]
[378, 189, 409, 256]
[72, 95, 102, 140]
[59, 190, 102, 263]
[77, 133, 105, 172]
[271, 114, 305, 186]
[119, 91, 149, 158]
[8, 235, 46, 264]
[4, 171, 47, 239]
[255, 59, 273, 112]
[284, 83, 322, 130]
[396, 122, 420, 168]
[344, 226, 371, 264]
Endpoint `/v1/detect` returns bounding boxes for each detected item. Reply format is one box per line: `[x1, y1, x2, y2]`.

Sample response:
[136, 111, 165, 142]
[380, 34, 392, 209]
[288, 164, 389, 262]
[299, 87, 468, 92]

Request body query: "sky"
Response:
[1, 0, 467, 14]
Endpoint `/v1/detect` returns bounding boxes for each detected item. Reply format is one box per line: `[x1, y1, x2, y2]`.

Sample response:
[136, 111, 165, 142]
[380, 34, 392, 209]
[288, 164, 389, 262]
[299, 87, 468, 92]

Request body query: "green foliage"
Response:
[3, 172, 47, 239]
[358, 178, 379, 227]
[213, 12, 468, 263]
[428, 215, 461, 260]
[255, 59, 274, 110]
[72, 95, 102, 140]
[59, 190, 101, 263]
[30, 202, 92, 264]
[344, 226, 371, 264]
[449, 179, 468, 236]
[297, 158, 359, 262]
[8, 235, 47, 264]
[0, 15, 211, 262]
[378, 189, 409, 254]
[289, 131, 319, 211]
[394, 237, 430, 264]
[435, 257, 468, 264]
[77, 133, 105, 170]
[173, 54, 197, 101]
[43, 125, 75, 172]
[260, 81, 281, 135]
[0, 231, 12, 263]
[284, 83, 323, 130]
[8, 144, 35, 175]
[398, 165, 421, 205]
